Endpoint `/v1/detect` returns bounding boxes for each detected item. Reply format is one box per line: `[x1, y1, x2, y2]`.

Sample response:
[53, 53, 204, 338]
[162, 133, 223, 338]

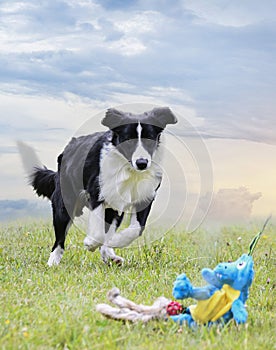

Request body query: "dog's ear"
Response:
[146, 107, 177, 129]
[102, 108, 130, 129]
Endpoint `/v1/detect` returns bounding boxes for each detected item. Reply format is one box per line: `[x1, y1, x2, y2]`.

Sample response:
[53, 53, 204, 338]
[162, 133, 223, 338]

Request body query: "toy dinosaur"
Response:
[171, 253, 254, 326]
[96, 216, 271, 326]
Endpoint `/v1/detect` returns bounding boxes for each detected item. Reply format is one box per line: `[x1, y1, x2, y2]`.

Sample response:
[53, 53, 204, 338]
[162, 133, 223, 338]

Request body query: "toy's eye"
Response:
[237, 261, 246, 270]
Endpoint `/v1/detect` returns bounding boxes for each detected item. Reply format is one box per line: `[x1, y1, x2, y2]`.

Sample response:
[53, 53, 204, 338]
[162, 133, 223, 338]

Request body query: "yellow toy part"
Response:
[189, 284, 240, 324]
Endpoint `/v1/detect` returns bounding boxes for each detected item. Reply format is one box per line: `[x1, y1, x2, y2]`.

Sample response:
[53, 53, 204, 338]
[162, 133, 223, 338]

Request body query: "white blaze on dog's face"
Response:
[131, 123, 151, 170]
[101, 107, 177, 171]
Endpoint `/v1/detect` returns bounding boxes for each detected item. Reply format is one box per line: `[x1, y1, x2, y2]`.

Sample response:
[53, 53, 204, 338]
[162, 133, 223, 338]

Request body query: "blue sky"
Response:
[0, 0, 276, 224]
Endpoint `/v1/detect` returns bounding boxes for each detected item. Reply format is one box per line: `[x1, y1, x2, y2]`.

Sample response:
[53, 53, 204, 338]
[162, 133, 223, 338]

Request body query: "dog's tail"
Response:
[17, 141, 56, 200]
[31, 167, 56, 199]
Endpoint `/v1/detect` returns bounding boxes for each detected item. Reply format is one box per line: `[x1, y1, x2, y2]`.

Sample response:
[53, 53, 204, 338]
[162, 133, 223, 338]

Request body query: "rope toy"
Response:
[96, 288, 170, 322]
[96, 216, 271, 326]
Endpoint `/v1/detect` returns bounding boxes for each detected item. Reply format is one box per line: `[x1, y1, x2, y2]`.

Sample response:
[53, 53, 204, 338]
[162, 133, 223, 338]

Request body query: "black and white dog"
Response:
[31, 107, 177, 266]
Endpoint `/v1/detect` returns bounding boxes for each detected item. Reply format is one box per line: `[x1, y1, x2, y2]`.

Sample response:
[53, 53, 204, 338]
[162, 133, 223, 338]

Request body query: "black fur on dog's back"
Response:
[31, 167, 56, 200]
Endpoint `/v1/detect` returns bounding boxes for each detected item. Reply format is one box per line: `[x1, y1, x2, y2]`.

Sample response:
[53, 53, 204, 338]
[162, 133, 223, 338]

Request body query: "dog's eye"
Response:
[112, 133, 120, 146]
[237, 261, 246, 270]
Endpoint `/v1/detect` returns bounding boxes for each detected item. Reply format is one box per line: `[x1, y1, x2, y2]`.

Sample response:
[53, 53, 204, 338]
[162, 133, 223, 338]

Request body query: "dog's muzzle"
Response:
[135, 158, 148, 170]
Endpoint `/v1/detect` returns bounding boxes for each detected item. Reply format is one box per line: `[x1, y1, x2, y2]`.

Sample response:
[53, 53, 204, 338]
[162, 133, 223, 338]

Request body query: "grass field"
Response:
[0, 220, 275, 350]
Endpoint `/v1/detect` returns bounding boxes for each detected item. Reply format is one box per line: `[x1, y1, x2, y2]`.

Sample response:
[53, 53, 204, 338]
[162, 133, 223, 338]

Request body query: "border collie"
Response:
[31, 107, 177, 266]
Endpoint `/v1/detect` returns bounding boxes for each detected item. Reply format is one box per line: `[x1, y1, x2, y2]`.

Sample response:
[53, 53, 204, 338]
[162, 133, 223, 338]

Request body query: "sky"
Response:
[0, 0, 276, 228]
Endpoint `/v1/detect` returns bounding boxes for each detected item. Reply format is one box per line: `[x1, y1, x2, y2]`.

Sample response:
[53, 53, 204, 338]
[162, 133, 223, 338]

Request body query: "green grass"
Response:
[0, 221, 275, 350]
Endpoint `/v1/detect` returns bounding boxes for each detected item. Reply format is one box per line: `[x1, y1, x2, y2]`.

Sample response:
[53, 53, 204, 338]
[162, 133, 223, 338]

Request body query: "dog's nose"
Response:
[136, 158, 148, 170]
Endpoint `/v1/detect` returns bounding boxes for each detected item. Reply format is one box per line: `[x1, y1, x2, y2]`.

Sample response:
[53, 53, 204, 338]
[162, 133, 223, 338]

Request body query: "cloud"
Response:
[0, 199, 50, 222]
[105, 37, 147, 56]
[1, 0, 275, 146]
[200, 187, 262, 225]
[182, 0, 276, 27]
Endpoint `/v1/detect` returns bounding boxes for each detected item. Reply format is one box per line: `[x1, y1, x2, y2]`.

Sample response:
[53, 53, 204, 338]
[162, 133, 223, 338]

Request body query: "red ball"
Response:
[166, 301, 183, 316]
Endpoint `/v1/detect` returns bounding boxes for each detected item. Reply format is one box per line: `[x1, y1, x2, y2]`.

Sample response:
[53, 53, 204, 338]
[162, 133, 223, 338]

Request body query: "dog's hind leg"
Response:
[48, 190, 72, 266]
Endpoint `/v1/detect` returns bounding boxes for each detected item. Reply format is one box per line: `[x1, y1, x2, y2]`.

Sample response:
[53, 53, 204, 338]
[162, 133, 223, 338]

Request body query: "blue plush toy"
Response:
[170, 253, 254, 326]
[96, 216, 271, 326]
[170, 216, 271, 327]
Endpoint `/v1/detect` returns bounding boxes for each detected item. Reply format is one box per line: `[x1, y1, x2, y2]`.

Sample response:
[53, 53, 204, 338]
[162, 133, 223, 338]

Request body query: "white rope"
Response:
[96, 287, 171, 323]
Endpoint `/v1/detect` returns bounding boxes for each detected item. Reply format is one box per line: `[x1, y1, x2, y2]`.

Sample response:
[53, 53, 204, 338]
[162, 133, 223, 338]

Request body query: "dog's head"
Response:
[101, 107, 177, 171]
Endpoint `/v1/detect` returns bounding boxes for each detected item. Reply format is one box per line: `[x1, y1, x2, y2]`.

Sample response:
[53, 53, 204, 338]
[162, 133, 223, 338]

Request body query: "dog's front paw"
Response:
[173, 273, 193, 300]
[100, 246, 124, 266]
[112, 256, 124, 266]
[84, 236, 101, 252]
[47, 246, 64, 266]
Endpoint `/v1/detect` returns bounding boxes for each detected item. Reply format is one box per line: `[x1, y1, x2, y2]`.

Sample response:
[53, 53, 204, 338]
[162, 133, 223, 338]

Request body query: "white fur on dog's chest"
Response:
[99, 144, 162, 213]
